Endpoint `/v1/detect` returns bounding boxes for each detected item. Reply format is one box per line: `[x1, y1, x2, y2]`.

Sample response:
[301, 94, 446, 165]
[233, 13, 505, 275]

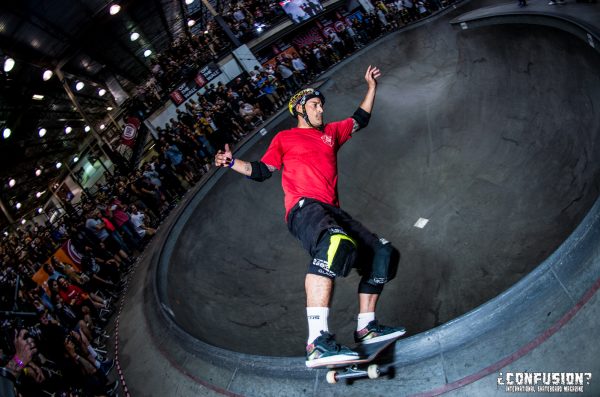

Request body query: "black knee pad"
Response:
[366, 238, 397, 286]
[314, 228, 357, 278]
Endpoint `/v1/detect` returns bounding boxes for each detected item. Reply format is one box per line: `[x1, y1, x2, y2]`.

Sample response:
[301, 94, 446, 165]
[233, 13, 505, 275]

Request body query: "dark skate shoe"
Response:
[354, 320, 406, 345]
[305, 331, 359, 368]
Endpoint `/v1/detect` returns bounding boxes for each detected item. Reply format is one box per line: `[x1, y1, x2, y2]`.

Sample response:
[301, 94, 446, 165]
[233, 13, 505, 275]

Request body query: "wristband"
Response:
[13, 355, 25, 369]
[228, 158, 235, 168]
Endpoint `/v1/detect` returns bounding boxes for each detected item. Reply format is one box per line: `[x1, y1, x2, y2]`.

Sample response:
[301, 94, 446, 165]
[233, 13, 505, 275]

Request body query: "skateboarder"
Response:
[215, 66, 405, 367]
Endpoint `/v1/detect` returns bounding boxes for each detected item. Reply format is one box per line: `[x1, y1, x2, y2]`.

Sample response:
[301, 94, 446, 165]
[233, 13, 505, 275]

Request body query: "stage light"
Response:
[43, 70, 53, 81]
[15, 202, 21, 209]
[38, 128, 47, 137]
[144, 49, 152, 57]
[4, 57, 15, 72]
[2, 128, 11, 139]
[98, 88, 106, 96]
[188, 19, 196, 27]
[65, 126, 72, 134]
[84, 125, 91, 132]
[75, 81, 85, 91]
[109, 4, 121, 15]
[56, 162, 62, 169]
[130, 32, 139, 41]
[35, 169, 42, 177]
[8, 178, 16, 187]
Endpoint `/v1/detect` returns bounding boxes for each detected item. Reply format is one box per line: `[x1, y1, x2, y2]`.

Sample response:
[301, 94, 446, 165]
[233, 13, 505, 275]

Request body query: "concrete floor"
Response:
[116, 0, 600, 395]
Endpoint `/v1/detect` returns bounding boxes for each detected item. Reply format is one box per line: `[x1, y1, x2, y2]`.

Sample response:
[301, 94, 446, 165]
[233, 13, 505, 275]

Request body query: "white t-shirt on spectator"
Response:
[233, 9, 245, 21]
[329, 32, 342, 43]
[292, 58, 306, 71]
[130, 212, 146, 238]
[277, 64, 294, 79]
[239, 103, 255, 116]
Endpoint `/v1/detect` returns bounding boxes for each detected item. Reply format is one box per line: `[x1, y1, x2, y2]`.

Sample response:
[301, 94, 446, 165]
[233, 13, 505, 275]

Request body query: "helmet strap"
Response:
[299, 102, 324, 131]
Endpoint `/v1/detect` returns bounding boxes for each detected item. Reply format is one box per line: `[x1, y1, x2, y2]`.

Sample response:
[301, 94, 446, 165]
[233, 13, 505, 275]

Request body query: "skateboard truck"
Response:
[326, 363, 381, 383]
[315, 334, 404, 384]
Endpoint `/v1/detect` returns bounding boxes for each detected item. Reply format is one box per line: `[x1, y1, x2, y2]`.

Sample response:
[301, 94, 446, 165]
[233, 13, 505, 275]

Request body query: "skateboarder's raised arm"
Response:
[351, 65, 381, 134]
[214, 143, 276, 181]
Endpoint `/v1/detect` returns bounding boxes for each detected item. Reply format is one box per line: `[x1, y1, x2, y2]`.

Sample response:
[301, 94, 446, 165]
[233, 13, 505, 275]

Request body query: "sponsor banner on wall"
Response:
[121, 116, 140, 147]
[169, 62, 223, 105]
[31, 239, 83, 286]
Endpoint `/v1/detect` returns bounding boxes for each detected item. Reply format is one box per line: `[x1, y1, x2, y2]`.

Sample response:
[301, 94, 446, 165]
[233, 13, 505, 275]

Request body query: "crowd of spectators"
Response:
[134, 0, 450, 113]
[1, 0, 457, 394]
[135, 20, 234, 111]
[152, 55, 318, 162]
[0, 150, 197, 395]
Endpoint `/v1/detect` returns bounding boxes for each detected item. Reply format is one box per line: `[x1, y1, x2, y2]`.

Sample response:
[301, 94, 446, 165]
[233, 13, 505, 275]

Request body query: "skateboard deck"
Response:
[310, 335, 403, 383]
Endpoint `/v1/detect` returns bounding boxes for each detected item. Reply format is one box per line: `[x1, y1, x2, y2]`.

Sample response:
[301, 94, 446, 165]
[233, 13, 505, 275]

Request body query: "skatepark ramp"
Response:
[129, 0, 600, 395]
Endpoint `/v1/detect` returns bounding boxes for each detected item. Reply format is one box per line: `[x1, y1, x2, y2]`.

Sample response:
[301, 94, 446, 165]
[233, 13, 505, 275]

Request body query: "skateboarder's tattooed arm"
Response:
[229, 158, 253, 176]
[215, 149, 275, 181]
[352, 118, 360, 133]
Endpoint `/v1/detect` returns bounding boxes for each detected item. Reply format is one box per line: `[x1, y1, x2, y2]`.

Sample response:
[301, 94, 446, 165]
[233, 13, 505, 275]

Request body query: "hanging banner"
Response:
[122, 116, 140, 147]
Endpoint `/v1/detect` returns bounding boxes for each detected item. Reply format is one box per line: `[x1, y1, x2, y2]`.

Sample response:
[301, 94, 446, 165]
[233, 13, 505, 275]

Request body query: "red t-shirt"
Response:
[59, 284, 87, 306]
[261, 118, 354, 220]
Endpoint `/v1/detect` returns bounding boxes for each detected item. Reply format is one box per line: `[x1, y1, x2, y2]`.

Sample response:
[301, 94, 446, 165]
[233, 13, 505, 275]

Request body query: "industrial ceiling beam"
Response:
[178, 0, 193, 39]
[152, 0, 175, 43]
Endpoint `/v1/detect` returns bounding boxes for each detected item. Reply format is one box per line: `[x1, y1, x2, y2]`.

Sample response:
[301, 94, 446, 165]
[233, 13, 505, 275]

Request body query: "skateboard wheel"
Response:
[367, 364, 380, 379]
[326, 370, 338, 384]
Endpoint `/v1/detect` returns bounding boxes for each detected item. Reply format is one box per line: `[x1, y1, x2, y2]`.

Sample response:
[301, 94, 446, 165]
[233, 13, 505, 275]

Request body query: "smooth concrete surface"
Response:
[116, 0, 600, 396]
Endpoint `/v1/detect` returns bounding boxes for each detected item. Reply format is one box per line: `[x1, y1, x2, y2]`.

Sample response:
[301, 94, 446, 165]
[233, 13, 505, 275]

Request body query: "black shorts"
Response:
[287, 198, 387, 293]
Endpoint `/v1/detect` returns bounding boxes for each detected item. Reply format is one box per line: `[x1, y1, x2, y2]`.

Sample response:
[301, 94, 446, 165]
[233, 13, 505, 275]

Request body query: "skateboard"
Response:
[313, 335, 403, 384]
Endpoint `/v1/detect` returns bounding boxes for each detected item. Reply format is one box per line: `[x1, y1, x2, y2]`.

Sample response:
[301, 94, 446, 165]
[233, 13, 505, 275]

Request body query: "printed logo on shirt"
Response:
[321, 134, 333, 147]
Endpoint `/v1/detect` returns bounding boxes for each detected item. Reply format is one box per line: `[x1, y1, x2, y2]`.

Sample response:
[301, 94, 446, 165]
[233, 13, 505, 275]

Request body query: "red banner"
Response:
[122, 116, 141, 147]
[170, 91, 185, 105]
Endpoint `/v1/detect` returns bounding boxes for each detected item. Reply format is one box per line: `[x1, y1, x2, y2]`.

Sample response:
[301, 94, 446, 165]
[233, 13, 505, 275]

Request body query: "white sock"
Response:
[357, 312, 375, 331]
[306, 307, 329, 345]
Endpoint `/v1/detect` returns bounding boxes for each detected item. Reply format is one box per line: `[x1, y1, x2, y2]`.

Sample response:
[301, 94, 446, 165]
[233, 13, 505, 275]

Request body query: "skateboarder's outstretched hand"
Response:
[215, 144, 233, 167]
[365, 65, 381, 89]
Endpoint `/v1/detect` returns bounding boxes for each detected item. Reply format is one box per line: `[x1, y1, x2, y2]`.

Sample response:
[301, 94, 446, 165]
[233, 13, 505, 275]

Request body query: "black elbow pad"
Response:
[249, 161, 273, 182]
[352, 107, 371, 129]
